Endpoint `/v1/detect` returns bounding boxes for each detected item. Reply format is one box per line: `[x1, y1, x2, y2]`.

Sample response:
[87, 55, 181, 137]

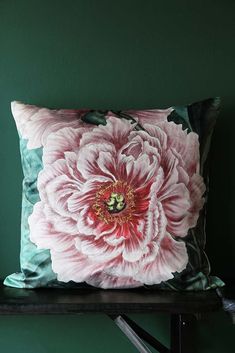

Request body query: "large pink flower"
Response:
[29, 115, 205, 289]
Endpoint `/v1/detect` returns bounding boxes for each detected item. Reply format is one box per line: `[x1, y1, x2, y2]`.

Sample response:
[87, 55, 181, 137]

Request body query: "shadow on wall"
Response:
[206, 102, 235, 281]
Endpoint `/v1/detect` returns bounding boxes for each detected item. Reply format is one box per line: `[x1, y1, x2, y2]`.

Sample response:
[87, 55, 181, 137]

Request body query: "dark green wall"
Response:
[0, 1, 234, 352]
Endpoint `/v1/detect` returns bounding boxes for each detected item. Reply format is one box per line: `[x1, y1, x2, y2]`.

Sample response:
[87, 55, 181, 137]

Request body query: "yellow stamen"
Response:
[116, 194, 124, 202]
[106, 198, 115, 206]
[116, 202, 124, 211]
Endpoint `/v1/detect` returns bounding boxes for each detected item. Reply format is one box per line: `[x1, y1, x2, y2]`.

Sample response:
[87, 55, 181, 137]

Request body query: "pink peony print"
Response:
[11, 101, 173, 150]
[28, 115, 206, 289]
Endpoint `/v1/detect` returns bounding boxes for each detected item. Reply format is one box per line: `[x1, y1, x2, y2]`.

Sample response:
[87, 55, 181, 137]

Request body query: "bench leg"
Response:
[171, 314, 196, 353]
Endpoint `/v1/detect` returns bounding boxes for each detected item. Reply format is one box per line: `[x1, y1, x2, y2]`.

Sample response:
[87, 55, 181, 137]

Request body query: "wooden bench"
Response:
[0, 281, 233, 353]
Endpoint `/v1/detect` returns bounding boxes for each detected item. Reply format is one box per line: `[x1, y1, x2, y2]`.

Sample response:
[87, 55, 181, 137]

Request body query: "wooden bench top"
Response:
[0, 281, 222, 315]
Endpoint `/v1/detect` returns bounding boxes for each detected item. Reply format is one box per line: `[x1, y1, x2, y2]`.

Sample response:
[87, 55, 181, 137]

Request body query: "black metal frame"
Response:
[109, 313, 196, 353]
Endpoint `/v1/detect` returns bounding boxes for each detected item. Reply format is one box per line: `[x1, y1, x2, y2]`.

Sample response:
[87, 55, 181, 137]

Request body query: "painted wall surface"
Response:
[0, 1, 234, 352]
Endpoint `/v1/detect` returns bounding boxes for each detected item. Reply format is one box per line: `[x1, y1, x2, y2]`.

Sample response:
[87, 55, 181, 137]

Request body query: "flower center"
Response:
[106, 192, 126, 213]
[92, 181, 135, 224]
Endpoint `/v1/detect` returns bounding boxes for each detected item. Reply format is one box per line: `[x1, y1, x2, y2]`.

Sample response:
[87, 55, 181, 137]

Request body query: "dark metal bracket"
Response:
[109, 313, 196, 353]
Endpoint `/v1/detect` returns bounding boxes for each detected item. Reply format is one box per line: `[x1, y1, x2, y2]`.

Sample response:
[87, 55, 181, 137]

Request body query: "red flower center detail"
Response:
[92, 180, 136, 225]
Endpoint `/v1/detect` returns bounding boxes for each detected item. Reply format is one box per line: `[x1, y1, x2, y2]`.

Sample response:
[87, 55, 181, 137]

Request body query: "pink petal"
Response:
[158, 149, 179, 195]
[161, 121, 200, 176]
[76, 142, 116, 180]
[103, 233, 125, 246]
[46, 175, 78, 215]
[43, 127, 89, 165]
[38, 159, 80, 202]
[43, 204, 78, 235]
[11, 101, 88, 149]
[51, 247, 107, 283]
[136, 233, 188, 285]
[76, 207, 100, 236]
[75, 236, 124, 262]
[160, 183, 191, 237]
[117, 152, 159, 188]
[79, 116, 134, 150]
[160, 183, 190, 217]
[122, 226, 145, 262]
[120, 132, 162, 165]
[106, 257, 139, 278]
[137, 125, 168, 151]
[87, 272, 141, 289]
[124, 108, 173, 126]
[142, 197, 167, 244]
[29, 202, 73, 251]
